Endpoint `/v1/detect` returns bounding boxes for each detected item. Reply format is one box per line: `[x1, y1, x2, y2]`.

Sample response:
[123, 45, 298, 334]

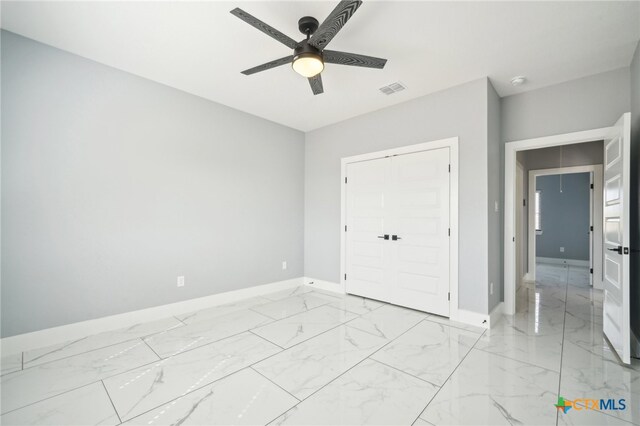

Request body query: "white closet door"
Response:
[388, 148, 450, 315]
[345, 157, 391, 302]
[345, 147, 451, 316]
[602, 113, 631, 364]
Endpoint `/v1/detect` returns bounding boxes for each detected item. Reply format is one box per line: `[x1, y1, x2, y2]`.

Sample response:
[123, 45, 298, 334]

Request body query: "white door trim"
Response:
[340, 137, 459, 319]
[504, 127, 612, 315]
[526, 165, 603, 288]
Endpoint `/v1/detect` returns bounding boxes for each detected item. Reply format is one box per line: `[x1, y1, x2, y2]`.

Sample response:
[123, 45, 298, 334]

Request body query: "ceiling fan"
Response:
[230, 0, 387, 95]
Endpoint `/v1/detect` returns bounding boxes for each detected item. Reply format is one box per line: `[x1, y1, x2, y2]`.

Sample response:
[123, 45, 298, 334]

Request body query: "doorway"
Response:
[528, 166, 603, 290]
[504, 113, 632, 364]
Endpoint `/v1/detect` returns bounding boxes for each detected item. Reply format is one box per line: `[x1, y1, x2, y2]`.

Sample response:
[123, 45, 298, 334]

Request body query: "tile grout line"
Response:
[247, 329, 285, 350]
[365, 358, 441, 388]
[140, 337, 164, 361]
[16, 323, 185, 373]
[101, 379, 123, 424]
[471, 345, 563, 373]
[0, 347, 170, 417]
[555, 264, 570, 426]
[249, 366, 302, 403]
[411, 328, 488, 425]
[263, 313, 432, 425]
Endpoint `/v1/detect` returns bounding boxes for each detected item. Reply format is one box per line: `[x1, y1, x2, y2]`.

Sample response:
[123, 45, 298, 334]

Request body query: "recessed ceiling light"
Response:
[511, 76, 527, 86]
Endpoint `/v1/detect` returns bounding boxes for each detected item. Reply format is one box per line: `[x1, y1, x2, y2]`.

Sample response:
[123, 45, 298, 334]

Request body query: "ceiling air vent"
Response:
[379, 81, 407, 95]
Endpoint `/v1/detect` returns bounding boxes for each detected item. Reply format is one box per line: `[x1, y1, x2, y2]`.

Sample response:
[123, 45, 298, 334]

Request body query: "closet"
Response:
[344, 147, 451, 316]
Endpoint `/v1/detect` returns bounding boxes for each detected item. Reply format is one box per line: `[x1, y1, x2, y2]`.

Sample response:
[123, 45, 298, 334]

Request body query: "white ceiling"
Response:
[2, 1, 639, 131]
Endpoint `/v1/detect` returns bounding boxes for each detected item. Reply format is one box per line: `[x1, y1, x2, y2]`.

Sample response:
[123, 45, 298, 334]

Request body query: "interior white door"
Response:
[345, 148, 451, 316]
[345, 157, 391, 302]
[388, 148, 451, 315]
[516, 164, 524, 290]
[602, 112, 631, 364]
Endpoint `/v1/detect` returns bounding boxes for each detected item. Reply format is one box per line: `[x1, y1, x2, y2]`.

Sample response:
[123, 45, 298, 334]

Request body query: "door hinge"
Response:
[448, 292, 450, 301]
[448, 164, 451, 173]
[590, 268, 593, 274]
[344, 273, 347, 280]
[590, 226, 593, 231]
[523, 199, 526, 207]
[448, 228, 450, 236]
[345, 225, 347, 232]
[590, 183, 594, 189]
[345, 177, 348, 184]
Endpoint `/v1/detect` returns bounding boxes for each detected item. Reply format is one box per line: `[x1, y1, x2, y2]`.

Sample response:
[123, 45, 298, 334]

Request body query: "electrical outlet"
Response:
[560, 247, 565, 253]
[282, 261, 287, 270]
[177, 276, 185, 287]
[490, 282, 494, 295]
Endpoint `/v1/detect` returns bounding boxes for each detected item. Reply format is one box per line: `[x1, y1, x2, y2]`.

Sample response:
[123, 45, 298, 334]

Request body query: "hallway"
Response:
[503, 263, 639, 425]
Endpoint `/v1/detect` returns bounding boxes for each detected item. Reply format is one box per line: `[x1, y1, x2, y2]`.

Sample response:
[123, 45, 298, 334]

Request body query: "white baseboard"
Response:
[302, 277, 344, 295]
[0, 277, 303, 356]
[489, 302, 504, 328]
[451, 309, 490, 329]
[537, 257, 589, 267]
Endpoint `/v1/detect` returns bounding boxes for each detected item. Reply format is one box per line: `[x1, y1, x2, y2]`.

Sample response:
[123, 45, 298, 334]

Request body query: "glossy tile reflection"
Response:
[1, 266, 634, 425]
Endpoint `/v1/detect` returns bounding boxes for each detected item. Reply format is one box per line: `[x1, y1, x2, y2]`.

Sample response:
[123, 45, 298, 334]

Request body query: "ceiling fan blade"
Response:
[323, 50, 387, 69]
[241, 56, 293, 75]
[230, 8, 298, 49]
[309, 0, 362, 50]
[308, 74, 324, 95]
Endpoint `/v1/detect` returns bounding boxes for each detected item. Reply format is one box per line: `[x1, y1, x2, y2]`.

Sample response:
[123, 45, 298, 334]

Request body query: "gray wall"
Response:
[305, 78, 490, 315]
[1, 31, 305, 337]
[521, 141, 604, 170]
[502, 68, 631, 143]
[535, 173, 591, 261]
[630, 40, 640, 344]
[487, 82, 502, 312]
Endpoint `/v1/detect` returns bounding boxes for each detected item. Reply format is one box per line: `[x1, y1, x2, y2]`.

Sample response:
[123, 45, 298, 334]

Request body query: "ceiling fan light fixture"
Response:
[292, 52, 324, 78]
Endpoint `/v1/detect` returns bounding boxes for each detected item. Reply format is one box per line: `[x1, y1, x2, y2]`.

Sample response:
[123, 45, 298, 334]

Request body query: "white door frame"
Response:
[504, 127, 612, 315]
[527, 165, 603, 289]
[340, 137, 459, 319]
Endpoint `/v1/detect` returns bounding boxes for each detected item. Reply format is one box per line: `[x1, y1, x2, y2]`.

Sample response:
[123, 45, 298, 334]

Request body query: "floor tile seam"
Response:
[251, 303, 362, 332]
[471, 346, 562, 374]
[247, 329, 286, 350]
[115, 365, 267, 424]
[249, 366, 302, 403]
[247, 300, 332, 322]
[420, 316, 484, 335]
[101, 379, 123, 424]
[249, 313, 367, 350]
[145, 326, 279, 360]
[271, 314, 433, 408]
[245, 319, 359, 369]
[20, 323, 185, 372]
[365, 357, 443, 388]
[140, 338, 163, 361]
[412, 329, 488, 425]
[0, 379, 113, 417]
[261, 288, 314, 302]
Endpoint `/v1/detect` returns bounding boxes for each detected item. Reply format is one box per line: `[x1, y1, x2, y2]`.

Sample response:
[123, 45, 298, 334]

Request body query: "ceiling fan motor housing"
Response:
[293, 40, 323, 61]
[298, 16, 319, 35]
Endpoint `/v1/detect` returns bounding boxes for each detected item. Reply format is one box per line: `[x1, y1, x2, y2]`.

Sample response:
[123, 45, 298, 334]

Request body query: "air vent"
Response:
[379, 81, 407, 95]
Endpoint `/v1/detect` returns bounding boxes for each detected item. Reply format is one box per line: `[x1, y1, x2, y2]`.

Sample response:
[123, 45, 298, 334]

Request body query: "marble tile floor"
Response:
[1, 264, 638, 425]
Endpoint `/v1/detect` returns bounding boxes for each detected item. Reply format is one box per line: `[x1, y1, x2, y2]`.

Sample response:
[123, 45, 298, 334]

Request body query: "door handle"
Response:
[391, 235, 402, 241]
[607, 246, 622, 254]
[377, 234, 389, 240]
